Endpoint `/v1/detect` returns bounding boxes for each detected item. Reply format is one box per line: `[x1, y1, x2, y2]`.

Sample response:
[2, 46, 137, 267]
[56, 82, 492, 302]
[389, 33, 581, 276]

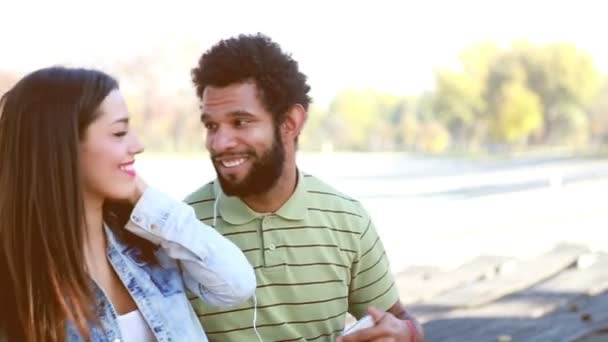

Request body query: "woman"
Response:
[0, 67, 256, 341]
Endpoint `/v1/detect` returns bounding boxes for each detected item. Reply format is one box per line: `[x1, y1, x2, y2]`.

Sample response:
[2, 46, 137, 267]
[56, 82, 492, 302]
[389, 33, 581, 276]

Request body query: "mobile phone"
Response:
[341, 315, 375, 336]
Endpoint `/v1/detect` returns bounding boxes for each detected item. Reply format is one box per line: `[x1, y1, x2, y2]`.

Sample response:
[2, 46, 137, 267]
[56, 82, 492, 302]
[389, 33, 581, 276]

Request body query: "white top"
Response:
[116, 310, 155, 342]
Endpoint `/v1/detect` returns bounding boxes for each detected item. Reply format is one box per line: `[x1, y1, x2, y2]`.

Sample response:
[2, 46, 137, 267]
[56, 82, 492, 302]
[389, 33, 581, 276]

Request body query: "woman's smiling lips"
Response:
[118, 160, 136, 177]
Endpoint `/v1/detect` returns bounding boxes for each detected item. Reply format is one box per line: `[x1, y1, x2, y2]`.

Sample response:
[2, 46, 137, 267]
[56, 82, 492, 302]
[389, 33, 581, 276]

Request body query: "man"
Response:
[185, 33, 424, 342]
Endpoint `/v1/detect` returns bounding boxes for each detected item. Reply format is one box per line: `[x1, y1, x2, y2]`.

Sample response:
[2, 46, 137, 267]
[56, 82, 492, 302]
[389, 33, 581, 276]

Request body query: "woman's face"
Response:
[79, 89, 143, 204]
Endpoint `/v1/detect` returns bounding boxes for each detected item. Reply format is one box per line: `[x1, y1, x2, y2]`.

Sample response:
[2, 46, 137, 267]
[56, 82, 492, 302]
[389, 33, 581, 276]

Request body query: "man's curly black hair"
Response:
[191, 33, 312, 124]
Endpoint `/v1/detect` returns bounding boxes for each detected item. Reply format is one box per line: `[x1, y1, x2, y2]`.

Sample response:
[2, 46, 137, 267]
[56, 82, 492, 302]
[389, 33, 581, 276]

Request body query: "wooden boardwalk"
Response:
[395, 244, 608, 341]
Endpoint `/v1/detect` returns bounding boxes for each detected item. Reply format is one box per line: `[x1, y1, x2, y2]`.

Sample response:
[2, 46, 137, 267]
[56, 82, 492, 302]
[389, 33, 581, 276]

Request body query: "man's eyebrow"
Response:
[201, 111, 254, 121]
[228, 110, 254, 117]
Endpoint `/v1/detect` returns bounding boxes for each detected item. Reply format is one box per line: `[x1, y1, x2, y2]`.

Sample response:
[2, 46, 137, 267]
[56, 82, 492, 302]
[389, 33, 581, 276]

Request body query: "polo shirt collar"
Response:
[215, 170, 308, 225]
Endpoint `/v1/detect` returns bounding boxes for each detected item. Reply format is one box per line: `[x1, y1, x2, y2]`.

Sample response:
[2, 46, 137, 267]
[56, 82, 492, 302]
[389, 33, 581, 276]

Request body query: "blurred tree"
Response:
[113, 52, 202, 153]
[432, 41, 602, 150]
[396, 99, 420, 149]
[299, 105, 330, 151]
[327, 89, 401, 150]
[589, 78, 608, 144]
[489, 79, 543, 144]
[514, 42, 600, 143]
[485, 53, 543, 145]
[370, 93, 402, 150]
[432, 42, 498, 148]
[433, 70, 480, 143]
[416, 120, 450, 154]
[548, 103, 589, 146]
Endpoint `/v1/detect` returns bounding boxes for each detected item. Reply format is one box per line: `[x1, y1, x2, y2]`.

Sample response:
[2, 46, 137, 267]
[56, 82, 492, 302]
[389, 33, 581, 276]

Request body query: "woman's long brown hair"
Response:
[0, 67, 119, 341]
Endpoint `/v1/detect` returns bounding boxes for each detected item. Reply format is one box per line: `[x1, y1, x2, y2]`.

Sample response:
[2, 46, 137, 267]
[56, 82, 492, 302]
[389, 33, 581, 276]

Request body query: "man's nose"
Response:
[208, 126, 238, 154]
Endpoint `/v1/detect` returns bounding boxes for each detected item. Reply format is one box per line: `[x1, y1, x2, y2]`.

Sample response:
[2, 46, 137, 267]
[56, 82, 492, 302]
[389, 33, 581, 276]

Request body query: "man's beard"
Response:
[214, 129, 285, 197]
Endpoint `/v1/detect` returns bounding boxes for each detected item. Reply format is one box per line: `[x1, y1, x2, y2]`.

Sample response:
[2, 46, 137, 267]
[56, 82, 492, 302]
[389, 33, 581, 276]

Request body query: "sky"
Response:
[1, 0, 607, 107]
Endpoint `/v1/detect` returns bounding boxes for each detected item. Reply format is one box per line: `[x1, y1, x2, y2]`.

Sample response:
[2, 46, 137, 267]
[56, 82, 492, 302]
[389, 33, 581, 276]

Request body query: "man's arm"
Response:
[337, 301, 425, 342]
[387, 301, 425, 341]
[343, 203, 423, 341]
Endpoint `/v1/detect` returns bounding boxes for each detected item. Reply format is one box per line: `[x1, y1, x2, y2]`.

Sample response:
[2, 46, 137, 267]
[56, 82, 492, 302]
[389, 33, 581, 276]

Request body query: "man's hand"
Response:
[336, 307, 416, 342]
[128, 175, 148, 205]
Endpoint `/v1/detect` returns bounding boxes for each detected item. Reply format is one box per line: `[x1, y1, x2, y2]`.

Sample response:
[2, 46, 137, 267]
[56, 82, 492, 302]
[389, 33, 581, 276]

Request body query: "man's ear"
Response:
[280, 104, 307, 143]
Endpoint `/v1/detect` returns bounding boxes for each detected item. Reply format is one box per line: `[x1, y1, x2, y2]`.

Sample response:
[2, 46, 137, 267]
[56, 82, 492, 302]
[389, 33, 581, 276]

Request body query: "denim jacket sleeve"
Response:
[124, 187, 256, 308]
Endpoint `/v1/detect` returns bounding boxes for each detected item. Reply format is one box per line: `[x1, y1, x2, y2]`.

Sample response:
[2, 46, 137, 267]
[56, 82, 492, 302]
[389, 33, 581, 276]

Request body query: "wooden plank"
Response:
[395, 265, 440, 303]
[421, 252, 608, 341]
[511, 290, 608, 341]
[396, 255, 510, 304]
[426, 252, 608, 320]
[396, 265, 440, 281]
[426, 243, 588, 309]
[578, 330, 608, 342]
[423, 292, 608, 342]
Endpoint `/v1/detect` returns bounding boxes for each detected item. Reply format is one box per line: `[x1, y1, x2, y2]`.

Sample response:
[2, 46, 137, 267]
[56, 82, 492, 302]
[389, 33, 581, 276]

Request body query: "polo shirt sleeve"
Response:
[347, 212, 400, 318]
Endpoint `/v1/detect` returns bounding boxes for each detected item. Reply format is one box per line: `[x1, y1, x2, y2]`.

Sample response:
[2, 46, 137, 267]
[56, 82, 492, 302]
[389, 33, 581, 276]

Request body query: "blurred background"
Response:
[1, 0, 606, 275]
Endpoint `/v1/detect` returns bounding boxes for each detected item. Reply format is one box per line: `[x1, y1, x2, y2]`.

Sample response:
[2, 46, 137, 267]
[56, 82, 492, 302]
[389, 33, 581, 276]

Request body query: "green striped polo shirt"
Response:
[184, 172, 399, 342]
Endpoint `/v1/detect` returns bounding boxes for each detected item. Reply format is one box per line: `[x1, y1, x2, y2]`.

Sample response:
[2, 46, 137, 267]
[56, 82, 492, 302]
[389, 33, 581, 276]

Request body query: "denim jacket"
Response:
[67, 187, 256, 341]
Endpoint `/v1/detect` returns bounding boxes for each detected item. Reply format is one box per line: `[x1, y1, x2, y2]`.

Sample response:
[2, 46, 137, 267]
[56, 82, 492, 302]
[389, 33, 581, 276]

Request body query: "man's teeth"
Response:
[119, 165, 134, 172]
[221, 158, 246, 168]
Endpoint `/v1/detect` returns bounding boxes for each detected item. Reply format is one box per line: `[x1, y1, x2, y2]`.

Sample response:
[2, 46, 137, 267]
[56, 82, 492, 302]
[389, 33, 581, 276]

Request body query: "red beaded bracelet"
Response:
[406, 320, 416, 342]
